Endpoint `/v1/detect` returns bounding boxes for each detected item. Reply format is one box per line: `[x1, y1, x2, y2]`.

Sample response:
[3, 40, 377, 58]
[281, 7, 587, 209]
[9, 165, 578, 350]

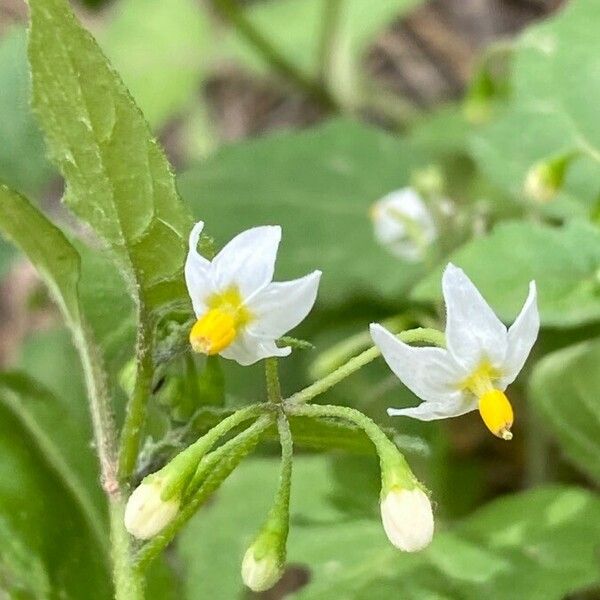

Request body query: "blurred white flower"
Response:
[370, 263, 539, 439]
[124, 477, 179, 540]
[380, 487, 434, 552]
[185, 222, 321, 366]
[370, 188, 437, 262]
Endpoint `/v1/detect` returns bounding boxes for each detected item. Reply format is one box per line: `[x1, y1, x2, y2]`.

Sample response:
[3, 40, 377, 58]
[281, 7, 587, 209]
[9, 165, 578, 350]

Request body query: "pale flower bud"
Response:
[523, 153, 575, 204]
[370, 188, 437, 262]
[124, 478, 180, 540]
[241, 544, 283, 592]
[380, 487, 434, 552]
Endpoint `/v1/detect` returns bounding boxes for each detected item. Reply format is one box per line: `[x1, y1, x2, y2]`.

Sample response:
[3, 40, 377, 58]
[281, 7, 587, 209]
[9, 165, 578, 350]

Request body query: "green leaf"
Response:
[0, 381, 111, 598]
[0, 371, 106, 549]
[179, 119, 427, 305]
[98, 0, 211, 129]
[412, 220, 600, 327]
[179, 457, 600, 599]
[0, 27, 54, 197]
[28, 0, 193, 318]
[469, 1, 600, 215]
[529, 337, 600, 483]
[0, 185, 81, 324]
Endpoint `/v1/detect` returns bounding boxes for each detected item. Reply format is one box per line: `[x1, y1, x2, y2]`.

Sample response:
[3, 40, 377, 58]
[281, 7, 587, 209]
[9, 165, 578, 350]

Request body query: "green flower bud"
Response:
[523, 152, 577, 203]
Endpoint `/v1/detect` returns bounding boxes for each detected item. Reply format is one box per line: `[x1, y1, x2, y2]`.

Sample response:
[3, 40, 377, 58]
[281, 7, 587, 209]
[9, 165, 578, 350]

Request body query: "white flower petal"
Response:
[185, 221, 213, 316]
[387, 396, 476, 421]
[499, 281, 539, 387]
[220, 331, 291, 366]
[370, 324, 465, 404]
[442, 263, 507, 370]
[246, 271, 322, 339]
[212, 226, 281, 298]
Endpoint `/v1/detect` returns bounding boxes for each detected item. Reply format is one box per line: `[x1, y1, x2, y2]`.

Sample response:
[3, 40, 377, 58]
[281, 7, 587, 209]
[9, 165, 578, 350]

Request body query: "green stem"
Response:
[211, 0, 338, 111]
[309, 314, 410, 380]
[265, 357, 282, 403]
[135, 414, 275, 571]
[71, 324, 143, 597]
[284, 403, 414, 491]
[161, 403, 269, 499]
[287, 327, 445, 405]
[316, 0, 343, 84]
[118, 320, 154, 481]
[110, 495, 144, 599]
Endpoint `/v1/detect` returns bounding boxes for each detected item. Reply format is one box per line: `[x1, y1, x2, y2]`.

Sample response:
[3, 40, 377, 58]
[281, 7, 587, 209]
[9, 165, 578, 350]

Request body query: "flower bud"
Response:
[523, 153, 575, 203]
[380, 486, 434, 552]
[370, 188, 437, 262]
[241, 539, 283, 592]
[124, 477, 180, 539]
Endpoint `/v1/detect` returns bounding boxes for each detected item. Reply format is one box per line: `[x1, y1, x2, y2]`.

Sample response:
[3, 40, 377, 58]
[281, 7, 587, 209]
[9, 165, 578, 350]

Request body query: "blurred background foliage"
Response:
[1, 0, 600, 598]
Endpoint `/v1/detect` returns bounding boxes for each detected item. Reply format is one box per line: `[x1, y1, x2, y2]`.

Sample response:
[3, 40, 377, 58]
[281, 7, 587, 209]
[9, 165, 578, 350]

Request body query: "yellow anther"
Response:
[478, 389, 514, 440]
[190, 309, 237, 355]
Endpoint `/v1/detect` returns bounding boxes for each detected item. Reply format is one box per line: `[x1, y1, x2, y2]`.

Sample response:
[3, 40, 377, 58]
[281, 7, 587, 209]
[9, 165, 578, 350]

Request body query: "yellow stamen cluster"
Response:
[189, 287, 253, 355]
[461, 362, 514, 440]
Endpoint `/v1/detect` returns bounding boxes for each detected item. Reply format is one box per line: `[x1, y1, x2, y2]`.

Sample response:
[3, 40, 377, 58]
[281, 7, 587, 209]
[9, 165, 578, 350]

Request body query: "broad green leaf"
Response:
[179, 457, 600, 600]
[529, 337, 600, 483]
[179, 119, 427, 305]
[469, 1, 600, 214]
[0, 27, 54, 198]
[0, 387, 111, 598]
[413, 220, 600, 327]
[98, 0, 211, 129]
[0, 185, 80, 324]
[0, 371, 106, 548]
[28, 0, 193, 318]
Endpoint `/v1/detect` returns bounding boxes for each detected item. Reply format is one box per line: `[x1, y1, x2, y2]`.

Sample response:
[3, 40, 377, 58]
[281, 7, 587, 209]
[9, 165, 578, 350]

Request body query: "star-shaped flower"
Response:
[185, 222, 321, 366]
[370, 264, 539, 439]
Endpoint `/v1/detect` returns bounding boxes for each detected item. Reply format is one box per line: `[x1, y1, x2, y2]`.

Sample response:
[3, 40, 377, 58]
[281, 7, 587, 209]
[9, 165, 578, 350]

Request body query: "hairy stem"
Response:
[287, 327, 445, 405]
[211, 0, 338, 111]
[110, 495, 145, 599]
[118, 319, 154, 481]
[265, 357, 282, 403]
[71, 325, 142, 597]
[135, 414, 274, 571]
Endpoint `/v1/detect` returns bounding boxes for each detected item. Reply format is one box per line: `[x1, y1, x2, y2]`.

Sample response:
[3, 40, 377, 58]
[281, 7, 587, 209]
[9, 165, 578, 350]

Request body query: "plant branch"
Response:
[316, 0, 343, 84]
[211, 0, 339, 111]
[135, 414, 274, 571]
[265, 357, 282, 403]
[118, 317, 155, 482]
[287, 327, 445, 405]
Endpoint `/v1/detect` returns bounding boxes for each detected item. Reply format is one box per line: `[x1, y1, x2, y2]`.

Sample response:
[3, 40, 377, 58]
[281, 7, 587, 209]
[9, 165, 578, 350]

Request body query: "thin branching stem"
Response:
[211, 0, 339, 111]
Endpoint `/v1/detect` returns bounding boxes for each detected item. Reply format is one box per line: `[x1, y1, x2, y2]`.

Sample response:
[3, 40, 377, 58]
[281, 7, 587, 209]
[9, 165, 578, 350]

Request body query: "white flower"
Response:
[380, 487, 434, 552]
[124, 478, 179, 539]
[370, 188, 437, 262]
[370, 263, 539, 439]
[241, 545, 283, 592]
[185, 222, 321, 366]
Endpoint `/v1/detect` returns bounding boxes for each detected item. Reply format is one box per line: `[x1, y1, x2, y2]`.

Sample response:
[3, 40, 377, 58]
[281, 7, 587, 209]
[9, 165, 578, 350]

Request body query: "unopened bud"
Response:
[380, 486, 434, 552]
[241, 538, 283, 592]
[370, 188, 437, 262]
[411, 165, 445, 199]
[523, 153, 575, 203]
[124, 477, 180, 539]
